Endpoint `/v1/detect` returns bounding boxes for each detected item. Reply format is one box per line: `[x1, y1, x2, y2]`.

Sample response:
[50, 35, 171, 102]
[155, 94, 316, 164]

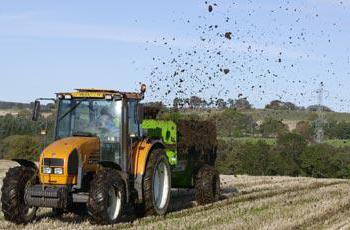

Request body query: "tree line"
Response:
[216, 133, 350, 179]
[0, 111, 54, 160]
[172, 96, 333, 112]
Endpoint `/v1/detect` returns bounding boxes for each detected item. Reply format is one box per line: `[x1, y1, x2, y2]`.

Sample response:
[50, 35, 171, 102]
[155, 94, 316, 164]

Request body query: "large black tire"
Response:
[195, 165, 220, 205]
[87, 168, 125, 225]
[135, 148, 171, 217]
[1, 166, 38, 224]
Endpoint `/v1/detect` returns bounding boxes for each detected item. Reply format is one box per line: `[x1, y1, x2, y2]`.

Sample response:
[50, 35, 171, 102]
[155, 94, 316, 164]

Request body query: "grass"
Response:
[221, 136, 350, 148]
[219, 137, 276, 145]
[325, 139, 350, 148]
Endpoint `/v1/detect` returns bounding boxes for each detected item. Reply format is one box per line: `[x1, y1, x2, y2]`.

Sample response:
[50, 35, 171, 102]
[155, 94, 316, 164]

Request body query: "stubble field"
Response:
[0, 160, 350, 230]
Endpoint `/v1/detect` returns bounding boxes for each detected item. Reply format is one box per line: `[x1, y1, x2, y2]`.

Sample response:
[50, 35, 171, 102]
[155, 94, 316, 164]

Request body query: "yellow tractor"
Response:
[1, 85, 175, 225]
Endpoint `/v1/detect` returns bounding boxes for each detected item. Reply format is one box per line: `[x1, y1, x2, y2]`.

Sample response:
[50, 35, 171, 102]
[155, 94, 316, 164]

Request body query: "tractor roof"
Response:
[57, 88, 143, 100]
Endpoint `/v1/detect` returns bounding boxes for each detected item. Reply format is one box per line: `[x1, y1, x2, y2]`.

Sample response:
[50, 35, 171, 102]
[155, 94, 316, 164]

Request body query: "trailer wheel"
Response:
[87, 168, 125, 225]
[1, 166, 38, 224]
[195, 165, 220, 205]
[136, 148, 171, 217]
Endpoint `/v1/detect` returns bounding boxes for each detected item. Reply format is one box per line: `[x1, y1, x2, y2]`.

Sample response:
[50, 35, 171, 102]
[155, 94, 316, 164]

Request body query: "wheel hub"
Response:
[153, 161, 170, 210]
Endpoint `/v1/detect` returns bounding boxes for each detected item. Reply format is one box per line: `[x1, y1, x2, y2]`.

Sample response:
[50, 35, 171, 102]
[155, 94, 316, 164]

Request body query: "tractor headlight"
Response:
[43, 167, 52, 174]
[54, 168, 63, 175]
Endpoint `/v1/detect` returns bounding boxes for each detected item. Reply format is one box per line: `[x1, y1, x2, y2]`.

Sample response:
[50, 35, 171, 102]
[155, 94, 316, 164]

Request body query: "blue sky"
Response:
[0, 0, 349, 111]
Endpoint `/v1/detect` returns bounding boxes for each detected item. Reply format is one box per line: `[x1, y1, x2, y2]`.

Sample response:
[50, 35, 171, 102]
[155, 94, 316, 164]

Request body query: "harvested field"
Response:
[0, 160, 350, 229]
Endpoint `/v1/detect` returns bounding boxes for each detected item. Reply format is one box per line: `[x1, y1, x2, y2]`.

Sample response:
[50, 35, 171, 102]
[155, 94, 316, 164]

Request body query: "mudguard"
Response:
[133, 139, 165, 203]
[12, 159, 38, 171]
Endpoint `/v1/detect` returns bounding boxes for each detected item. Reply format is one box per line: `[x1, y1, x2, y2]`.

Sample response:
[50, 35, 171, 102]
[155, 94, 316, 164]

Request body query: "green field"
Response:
[219, 137, 277, 145]
[325, 139, 350, 148]
[221, 137, 350, 148]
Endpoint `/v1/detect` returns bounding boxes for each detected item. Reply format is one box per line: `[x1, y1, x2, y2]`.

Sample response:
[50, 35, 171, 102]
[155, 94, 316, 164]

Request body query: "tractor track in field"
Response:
[298, 202, 350, 229]
[153, 180, 347, 223]
[0, 161, 350, 229]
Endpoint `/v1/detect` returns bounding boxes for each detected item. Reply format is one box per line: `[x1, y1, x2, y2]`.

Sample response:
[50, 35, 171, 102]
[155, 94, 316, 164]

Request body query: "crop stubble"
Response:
[0, 161, 349, 229]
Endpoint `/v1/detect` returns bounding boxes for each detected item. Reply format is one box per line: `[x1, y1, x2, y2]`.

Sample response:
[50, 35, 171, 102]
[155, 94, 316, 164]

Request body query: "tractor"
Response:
[1, 85, 220, 225]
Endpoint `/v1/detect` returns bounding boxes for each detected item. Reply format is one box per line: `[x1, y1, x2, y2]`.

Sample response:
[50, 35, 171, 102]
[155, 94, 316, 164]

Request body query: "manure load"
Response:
[176, 120, 217, 167]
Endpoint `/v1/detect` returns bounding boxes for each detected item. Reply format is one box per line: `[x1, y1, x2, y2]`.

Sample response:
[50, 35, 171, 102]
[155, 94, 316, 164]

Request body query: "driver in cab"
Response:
[97, 107, 120, 141]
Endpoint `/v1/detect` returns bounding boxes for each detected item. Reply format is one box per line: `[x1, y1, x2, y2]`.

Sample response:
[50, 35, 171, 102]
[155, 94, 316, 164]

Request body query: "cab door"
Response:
[128, 100, 140, 138]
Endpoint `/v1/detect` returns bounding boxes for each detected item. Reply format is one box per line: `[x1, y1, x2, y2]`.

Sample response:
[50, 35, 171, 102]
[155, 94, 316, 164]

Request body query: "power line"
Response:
[314, 82, 328, 143]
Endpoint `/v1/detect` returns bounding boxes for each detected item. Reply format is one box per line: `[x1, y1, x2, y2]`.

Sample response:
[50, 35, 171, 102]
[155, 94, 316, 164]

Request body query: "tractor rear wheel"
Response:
[195, 165, 220, 205]
[87, 168, 125, 225]
[135, 148, 171, 217]
[1, 166, 38, 224]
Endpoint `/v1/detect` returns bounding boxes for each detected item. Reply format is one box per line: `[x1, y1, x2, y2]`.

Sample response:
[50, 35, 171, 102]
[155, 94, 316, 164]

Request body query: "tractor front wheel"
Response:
[195, 165, 220, 205]
[87, 168, 125, 225]
[136, 148, 171, 217]
[1, 166, 38, 224]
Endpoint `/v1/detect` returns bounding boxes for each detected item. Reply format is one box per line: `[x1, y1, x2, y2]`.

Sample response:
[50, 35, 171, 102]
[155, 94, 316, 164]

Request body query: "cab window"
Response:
[128, 100, 139, 137]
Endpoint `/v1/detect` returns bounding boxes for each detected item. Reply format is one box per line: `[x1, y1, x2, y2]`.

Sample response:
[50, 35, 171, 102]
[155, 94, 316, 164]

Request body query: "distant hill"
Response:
[0, 101, 54, 113]
[0, 101, 31, 110]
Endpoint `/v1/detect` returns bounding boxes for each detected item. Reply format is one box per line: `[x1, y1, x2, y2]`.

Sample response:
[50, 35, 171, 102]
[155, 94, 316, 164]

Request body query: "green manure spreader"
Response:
[141, 118, 220, 205]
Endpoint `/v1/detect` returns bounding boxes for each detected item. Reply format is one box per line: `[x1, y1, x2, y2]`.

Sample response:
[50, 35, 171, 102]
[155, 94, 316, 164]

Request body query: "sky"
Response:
[0, 0, 349, 111]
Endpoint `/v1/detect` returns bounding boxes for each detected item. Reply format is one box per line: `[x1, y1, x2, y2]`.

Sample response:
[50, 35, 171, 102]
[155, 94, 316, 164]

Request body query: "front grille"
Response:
[25, 185, 68, 208]
[43, 158, 64, 167]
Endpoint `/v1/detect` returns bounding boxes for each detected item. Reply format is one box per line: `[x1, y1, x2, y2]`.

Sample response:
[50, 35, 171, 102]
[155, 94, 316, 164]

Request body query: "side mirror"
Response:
[140, 84, 147, 94]
[137, 104, 144, 123]
[32, 101, 41, 121]
[140, 84, 146, 99]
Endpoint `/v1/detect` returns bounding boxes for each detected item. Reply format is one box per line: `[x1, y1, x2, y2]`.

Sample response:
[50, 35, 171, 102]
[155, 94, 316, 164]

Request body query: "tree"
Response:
[299, 144, 337, 178]
[215, 99, 227, 109]
[227, 99, 235, 108]
[189, 96, 202, 109]
[0, 135, 41, 161]
[265, 100, 298, 110]
[295, 121, 313, 142]
[173, 97, 183, 109]
[259, 117, 288, 138]
[233, 98, 252, 110]
[216, 109, 256, 137]
[307, 105, 333, 112]
[276, 132, 307, 163]
[334, 121, 350, 139]
[200, 99, 207, 109]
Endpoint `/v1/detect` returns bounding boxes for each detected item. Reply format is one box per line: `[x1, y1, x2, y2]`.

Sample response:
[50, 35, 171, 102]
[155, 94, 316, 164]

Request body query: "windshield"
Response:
[56, 99, 122, 163]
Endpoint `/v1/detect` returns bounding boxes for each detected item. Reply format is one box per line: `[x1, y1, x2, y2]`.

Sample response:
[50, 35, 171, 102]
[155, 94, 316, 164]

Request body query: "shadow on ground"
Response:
[32, 186, 240, 225]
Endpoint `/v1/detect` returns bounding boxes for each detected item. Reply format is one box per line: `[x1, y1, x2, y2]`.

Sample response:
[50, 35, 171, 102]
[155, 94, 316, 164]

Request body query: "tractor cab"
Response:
[54, 88, 144, 171]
